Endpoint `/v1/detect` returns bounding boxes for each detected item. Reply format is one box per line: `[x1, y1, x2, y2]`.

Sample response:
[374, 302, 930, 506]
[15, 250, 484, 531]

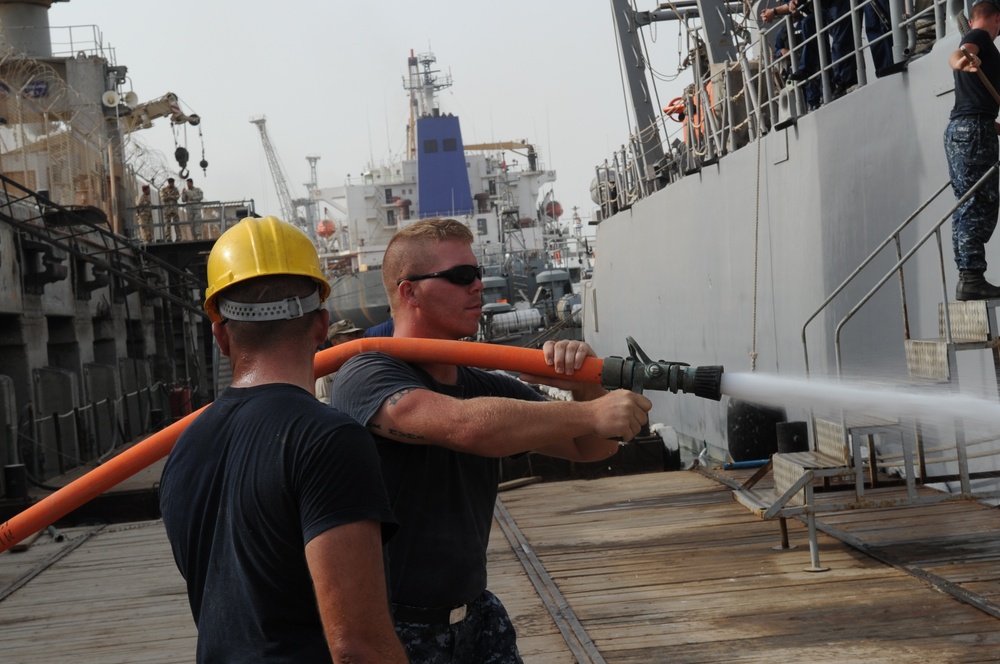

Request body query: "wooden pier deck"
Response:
[3, 469, 1000, 662]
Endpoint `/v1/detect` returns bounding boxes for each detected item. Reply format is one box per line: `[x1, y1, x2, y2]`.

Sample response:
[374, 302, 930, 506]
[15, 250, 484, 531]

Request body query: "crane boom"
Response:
[122, 93, 200, 133]
[462, 141, 531, 151]
[463, 141, 539, 171]
[250, 116, 301, 229]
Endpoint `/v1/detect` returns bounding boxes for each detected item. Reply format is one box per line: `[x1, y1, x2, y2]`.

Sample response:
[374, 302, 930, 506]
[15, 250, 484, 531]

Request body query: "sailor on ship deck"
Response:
[945, 0, 1000, 300]
[160, 216, 406, 663]
[331, 217, 652, 663]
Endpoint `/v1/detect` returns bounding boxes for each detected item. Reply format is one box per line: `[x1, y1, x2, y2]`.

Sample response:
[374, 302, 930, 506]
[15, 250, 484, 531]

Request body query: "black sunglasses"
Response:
[397, 264, 483, 286]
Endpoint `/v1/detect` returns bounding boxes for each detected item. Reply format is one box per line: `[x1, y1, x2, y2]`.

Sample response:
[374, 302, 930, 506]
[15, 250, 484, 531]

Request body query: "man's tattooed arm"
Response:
[368, 388, 425, 441]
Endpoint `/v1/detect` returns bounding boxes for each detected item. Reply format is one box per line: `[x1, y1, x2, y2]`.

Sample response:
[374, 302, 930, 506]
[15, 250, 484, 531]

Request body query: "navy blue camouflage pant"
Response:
[945, 116, 1000, 272]
[393, 590, 522, 664]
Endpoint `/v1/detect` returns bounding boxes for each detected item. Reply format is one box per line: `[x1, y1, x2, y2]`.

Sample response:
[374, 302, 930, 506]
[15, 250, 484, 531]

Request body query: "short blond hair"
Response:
[973, 0, 1000, 20]
[381, 218, 473, 309]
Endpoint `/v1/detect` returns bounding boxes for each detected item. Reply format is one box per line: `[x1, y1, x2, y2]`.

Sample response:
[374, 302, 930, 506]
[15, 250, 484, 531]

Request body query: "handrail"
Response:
[800, 162, 1000, 377]
[800, 179, 951, 374]
[598, 0, 947, 210]
[832, 165, 1000, 374]
[0, 174, 208, 318]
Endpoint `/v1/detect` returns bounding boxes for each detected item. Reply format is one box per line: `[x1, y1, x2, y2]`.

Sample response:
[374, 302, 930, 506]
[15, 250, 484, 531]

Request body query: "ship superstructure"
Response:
[312, 50, 589, 343]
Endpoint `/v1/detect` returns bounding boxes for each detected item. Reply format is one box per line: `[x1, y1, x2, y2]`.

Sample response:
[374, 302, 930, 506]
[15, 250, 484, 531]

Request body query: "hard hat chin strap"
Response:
[217, 289, 321, 322]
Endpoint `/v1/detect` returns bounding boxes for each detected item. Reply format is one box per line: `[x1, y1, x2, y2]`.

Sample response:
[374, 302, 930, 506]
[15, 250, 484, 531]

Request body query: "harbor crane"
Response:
[120, 92, 200, 133]
[250, 116, 311, 236]
[113, 91, 205, 177]
[463, 141, 538, 170]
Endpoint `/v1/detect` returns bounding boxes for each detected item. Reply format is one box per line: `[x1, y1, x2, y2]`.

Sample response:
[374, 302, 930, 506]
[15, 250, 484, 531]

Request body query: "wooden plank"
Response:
[4, 468, 1000, 662]
[487, 516, 576, 662]
[495, 471, 1000, 662]
[0, 520, 196, 663]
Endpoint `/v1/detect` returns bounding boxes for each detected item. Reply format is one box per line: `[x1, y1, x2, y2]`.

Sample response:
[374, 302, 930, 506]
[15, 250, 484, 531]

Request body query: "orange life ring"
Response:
[664, 96, 685, 123]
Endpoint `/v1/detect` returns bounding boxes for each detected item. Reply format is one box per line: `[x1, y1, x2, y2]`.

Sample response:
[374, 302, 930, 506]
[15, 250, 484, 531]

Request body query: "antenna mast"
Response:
[304, 154, 321, 230]
[403, 50, 452, 160]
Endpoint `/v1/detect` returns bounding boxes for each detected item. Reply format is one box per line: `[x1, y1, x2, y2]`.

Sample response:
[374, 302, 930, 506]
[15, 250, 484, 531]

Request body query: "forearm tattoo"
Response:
[389, 428, 424, 440]
[369, 421, 424, 440]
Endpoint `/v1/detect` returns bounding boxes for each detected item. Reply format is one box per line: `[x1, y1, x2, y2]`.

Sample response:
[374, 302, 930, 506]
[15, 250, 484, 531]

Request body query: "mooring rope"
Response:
[750, 28, 769, 374]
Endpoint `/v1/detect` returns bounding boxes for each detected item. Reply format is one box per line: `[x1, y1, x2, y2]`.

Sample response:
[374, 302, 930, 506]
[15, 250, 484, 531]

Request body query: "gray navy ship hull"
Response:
[584, 9, 993, 463]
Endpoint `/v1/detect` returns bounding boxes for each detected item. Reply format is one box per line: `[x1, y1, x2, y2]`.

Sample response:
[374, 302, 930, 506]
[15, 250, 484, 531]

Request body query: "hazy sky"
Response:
[47, 0, 687, 227]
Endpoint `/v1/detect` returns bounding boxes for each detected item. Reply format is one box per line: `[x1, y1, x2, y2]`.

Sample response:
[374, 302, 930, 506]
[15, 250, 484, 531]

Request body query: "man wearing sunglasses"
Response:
[332, 217, 652, 663]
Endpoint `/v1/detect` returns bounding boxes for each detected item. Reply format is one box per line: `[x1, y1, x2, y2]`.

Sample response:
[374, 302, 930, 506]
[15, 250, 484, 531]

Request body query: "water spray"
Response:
[721, 372, 1000, 431]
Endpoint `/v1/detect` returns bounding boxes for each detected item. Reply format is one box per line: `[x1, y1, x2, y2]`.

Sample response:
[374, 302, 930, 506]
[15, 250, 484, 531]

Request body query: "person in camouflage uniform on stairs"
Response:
[945, 0, 1000, 300]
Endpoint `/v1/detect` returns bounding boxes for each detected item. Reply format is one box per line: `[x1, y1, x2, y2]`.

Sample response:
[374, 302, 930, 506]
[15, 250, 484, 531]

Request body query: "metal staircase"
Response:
[0, 174, 220, 411]
[734, 165, 1000, 570]
[0, 173, 207, 319]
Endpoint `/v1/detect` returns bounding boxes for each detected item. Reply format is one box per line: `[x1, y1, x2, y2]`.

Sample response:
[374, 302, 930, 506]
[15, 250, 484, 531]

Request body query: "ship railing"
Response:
[763, 0, 942, 121]
[12, 380, 180, 496]
[596, 0, 949, 214]
[759, 0, 937, 106]
[0, 24, 116, 63]
[46, 24, 116, 62]
[124, 199, 256, 244]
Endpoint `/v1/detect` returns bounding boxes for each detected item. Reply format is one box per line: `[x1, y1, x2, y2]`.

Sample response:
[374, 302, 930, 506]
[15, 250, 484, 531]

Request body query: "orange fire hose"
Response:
[312, 338, 603, 384]
[0, 338, 604, 553]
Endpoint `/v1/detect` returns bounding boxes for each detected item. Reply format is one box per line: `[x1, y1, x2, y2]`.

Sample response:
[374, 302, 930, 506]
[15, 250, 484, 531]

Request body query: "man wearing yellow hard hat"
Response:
[159, 216, 406, 663]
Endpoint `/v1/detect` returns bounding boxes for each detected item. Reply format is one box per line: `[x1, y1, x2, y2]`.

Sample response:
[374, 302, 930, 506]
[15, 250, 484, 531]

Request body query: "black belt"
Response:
[391, 602, 469, 625]
[954, 114, 996, 124]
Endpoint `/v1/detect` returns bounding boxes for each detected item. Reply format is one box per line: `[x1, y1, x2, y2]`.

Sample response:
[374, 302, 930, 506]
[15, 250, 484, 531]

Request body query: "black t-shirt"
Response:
[331, 352, 545, 608]
[951, 29, 1000, 119]
[160, 383, 395, 663]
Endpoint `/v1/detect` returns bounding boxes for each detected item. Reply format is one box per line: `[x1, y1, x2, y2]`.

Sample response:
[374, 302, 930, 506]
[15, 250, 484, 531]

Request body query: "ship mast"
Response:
[403, 50, 452, 160]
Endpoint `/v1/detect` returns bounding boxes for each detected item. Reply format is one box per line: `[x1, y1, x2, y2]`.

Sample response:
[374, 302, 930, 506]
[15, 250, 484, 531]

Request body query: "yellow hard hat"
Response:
[204, 216, 330, 323]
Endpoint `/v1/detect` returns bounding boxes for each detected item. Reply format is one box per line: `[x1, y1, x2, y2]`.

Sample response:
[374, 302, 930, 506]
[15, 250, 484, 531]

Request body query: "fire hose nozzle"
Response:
[601, 337, 724, 400]
[676, 364, 724, 401]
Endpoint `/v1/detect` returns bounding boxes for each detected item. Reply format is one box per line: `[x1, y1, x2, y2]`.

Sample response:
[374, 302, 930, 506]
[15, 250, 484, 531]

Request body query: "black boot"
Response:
[956, 270, 1000, 301]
